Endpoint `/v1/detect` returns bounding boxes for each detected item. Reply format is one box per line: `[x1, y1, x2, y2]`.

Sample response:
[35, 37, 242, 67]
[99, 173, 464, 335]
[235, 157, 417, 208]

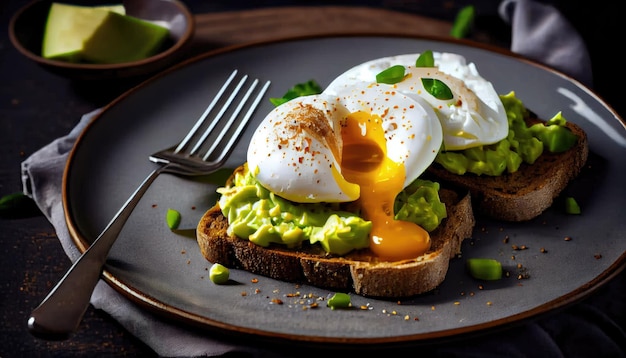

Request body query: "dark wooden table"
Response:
[1, 1, 623, 356]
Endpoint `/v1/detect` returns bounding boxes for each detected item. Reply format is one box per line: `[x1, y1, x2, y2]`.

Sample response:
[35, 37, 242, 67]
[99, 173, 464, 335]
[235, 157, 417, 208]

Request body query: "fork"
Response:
[27, 70, 271, 340]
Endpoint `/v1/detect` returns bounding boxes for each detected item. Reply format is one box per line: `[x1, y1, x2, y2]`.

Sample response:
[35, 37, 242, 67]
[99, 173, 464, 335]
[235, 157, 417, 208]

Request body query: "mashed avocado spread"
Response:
[435, 91, 578, 176]
[217, 164, 446, 255]
[217, 89, 576, 254]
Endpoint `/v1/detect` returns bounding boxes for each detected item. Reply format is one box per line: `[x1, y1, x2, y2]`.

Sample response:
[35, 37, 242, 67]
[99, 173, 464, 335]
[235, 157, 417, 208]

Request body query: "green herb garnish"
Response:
[450, 5, 475, 39]
[375, 65, 406, 84]
[415, 50, 435, 67]
[269, 80, 323, 106]
[421, 78, 453, 100]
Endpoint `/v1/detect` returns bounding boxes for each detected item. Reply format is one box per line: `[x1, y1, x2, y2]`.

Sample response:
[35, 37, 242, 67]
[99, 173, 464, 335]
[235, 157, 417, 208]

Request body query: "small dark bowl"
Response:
[9, 0, 195, 80]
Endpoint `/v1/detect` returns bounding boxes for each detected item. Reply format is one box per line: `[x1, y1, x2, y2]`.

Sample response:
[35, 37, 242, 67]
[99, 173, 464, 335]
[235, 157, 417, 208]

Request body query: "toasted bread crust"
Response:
[427, 120, 589, 221]
[196, 187, 474, 298]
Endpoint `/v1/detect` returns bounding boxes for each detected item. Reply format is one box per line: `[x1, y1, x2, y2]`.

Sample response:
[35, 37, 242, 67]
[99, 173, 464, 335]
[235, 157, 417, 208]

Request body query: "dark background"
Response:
[1, 0, 622, 357]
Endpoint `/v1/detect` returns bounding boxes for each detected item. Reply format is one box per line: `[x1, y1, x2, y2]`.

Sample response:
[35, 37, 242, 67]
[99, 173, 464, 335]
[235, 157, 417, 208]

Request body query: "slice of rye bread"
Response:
[426, 119, 588, 222]
[196, 185, 474, 298]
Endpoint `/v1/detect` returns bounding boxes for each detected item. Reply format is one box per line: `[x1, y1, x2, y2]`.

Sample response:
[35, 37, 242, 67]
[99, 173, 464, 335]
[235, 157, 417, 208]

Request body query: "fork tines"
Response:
[176, 69, 271, 163]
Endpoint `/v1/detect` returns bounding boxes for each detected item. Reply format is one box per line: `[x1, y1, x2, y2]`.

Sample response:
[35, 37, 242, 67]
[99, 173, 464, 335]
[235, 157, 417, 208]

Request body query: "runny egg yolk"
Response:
[340, 111, 431, 261]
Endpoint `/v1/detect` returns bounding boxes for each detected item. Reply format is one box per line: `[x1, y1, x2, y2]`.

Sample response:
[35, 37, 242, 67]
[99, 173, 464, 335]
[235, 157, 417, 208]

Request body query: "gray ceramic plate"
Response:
[64, 35, 626, 348]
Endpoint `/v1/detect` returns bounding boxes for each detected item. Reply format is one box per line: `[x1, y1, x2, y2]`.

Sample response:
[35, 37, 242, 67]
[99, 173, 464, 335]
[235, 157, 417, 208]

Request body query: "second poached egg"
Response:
[325, 52, 509, 150]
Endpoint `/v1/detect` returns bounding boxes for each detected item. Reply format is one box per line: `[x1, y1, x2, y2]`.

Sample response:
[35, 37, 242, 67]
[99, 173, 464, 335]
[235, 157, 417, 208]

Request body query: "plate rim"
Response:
[61, 33, 626, 347]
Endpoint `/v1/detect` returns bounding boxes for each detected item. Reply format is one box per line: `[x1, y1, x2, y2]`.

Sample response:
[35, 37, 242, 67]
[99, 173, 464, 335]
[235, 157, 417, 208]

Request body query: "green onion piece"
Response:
[467, 258, 503, 280]
[415, 50, 435, 67]
[565, 197, 581, 214]
[450, 5, 475, 39]
[375, 65, 406, 84]
[0, 192, 40, 219]
[209, 263, 230, 284]
[421, 78, 453, 100]
[166, 208, 182, 230]
[327, 292, 351, 309]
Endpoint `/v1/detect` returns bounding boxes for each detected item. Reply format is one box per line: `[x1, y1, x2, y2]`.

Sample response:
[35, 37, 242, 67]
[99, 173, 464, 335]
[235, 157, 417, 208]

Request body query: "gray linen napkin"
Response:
[499, 0, 593, 88]
[20, 1, 623, 357]
[21, 109, 264, 358]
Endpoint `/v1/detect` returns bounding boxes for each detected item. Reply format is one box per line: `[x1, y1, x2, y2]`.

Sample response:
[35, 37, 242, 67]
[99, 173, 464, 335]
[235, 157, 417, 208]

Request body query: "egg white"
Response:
[326, 52, 509, 150]
[332, 82, 442, 189]
[247, 83, 442, 203]
[247, 93, 359, 203]
[247, 51, 507, 203]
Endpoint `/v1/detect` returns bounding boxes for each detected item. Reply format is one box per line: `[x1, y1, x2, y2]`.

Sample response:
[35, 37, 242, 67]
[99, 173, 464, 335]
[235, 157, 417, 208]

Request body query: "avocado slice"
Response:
[81, 11, 170, 64]
[42, 3, 126, 62]
[41, 2, 170, 64]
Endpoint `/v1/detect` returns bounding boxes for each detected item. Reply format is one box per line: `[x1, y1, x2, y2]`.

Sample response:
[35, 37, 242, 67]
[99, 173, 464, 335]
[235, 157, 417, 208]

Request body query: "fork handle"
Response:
[27, 166, 165, 340]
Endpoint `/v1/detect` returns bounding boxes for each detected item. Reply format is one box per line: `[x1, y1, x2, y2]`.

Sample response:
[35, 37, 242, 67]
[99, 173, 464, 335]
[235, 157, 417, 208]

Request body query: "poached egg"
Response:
[246, 51, 507, 260]
[326, 52, 509, 150]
